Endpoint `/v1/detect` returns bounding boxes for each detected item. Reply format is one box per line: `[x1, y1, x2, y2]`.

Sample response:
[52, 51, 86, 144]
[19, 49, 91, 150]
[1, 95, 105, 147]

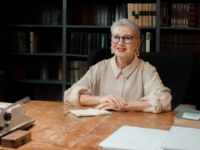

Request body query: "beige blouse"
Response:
[64, 55, 172, 113]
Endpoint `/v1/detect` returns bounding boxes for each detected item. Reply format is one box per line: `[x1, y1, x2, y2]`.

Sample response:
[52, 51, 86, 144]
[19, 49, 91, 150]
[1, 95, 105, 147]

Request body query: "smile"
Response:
[117, 48, 126, 52]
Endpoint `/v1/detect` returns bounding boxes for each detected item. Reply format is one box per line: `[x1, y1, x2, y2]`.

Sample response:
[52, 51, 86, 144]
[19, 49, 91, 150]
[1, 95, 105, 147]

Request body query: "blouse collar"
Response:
[111, 55, 140, 79]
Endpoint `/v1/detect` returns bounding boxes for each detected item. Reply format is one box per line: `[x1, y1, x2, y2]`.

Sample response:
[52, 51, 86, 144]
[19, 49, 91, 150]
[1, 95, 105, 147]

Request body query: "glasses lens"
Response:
[111, 36, 119, 43]
[124, 36, 132, 44]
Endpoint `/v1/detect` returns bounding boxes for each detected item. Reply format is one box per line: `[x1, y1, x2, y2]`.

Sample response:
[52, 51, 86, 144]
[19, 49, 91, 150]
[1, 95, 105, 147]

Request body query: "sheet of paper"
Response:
[0, 102, 13, 109]
[70, 110, 93, 117]
[99, 125, 168, 150]
[87, 109, 112, 115]
[159, 126, 200, 150]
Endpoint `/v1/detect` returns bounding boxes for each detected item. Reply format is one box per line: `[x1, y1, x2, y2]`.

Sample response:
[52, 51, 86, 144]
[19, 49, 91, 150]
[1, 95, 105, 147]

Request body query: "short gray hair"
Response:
[111, 19, 140, 39]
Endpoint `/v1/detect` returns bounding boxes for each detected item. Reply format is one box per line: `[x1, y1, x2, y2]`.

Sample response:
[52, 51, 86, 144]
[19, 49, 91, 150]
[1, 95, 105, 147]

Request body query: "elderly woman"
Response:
[64, 19, 172, 113]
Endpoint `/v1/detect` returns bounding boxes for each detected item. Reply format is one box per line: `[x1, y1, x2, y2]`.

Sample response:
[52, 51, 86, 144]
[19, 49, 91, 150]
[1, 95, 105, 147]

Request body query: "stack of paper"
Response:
[99, 125, 168, 150]
[99, 125, 200, 150]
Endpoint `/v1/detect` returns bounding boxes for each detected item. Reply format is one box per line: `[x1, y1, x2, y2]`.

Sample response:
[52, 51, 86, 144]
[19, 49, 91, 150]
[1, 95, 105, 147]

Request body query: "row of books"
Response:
[10, 58, 88, 82]
[68, 32, 110, 55]
[128, 3, 156, 27]
[34, 85, 62, 102]
[1, 31, 62, 53]
[11, 58, 62, 80]
[68, 4, 127, 26]
[1, 5, 62, 25]
[139, 32, 155, 52]
[160, 34, 200, 52]
[66, 61, 87, 83]
[160, 2, 200, 27]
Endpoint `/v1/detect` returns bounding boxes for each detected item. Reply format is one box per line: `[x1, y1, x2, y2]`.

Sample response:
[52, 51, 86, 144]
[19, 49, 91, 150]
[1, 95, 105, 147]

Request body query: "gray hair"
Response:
[110, 19, 140, 39]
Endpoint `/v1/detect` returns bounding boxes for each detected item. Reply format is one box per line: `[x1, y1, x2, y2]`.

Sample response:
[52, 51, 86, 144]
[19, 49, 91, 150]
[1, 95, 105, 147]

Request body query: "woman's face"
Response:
[111, 26, 141, 60]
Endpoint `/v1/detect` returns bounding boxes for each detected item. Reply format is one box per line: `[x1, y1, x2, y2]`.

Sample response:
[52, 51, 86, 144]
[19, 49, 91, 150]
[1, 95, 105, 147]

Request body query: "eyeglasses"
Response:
[111, 35, 137, 44]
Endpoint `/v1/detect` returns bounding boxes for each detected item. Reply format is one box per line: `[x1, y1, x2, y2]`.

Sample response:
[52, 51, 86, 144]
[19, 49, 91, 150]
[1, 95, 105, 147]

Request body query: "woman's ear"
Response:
[137, 39, 141, 49]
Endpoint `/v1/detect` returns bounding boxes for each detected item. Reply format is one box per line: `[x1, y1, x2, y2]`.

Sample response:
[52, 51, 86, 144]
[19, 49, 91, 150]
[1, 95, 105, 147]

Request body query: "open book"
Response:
[70, 108, 112, 117]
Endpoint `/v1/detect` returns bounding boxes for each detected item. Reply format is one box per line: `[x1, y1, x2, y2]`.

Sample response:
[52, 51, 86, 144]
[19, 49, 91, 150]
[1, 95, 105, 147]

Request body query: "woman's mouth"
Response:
[117, 48, 126, 52]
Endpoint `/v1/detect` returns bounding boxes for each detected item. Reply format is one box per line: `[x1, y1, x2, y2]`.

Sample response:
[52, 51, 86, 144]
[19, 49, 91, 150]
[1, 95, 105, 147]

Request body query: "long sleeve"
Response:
[64, 62, 101, 106]
[139, 62, 172, 113]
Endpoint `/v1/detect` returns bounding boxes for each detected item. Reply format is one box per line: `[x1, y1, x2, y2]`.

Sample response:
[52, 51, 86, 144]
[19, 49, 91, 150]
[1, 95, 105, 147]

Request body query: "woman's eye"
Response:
[114, 37, 119, 39]
[124, 37, 131, 39]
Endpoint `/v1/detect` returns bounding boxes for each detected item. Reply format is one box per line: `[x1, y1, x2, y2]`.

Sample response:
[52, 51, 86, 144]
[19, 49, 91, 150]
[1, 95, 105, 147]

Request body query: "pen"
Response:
[63, 111, 70, 116]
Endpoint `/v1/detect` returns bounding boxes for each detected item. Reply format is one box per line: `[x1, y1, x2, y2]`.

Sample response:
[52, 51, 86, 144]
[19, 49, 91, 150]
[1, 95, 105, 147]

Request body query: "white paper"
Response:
[99, 125, 168, 150]
[159, 126, 200, 150]
[182, 112, 200, 120]
[87, 108, 112, 115]
[0, 102, 12, 109]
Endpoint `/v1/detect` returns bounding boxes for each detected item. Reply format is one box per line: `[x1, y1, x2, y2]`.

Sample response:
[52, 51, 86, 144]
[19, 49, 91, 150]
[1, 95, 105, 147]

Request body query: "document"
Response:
[99, 125, 168, 150]
[158, 126, 200, 150]
[70, 108, 112, 117]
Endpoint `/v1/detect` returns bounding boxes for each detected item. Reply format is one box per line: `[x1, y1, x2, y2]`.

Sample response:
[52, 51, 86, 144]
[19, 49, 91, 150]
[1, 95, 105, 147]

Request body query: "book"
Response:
[174, 108, 200, 129]
[152, 3, 156, 27]
[188, 3, 196, 27]
[127, 3, 133, 22]
[198, 4, 200, 28]
[135, 3, 139, 26]
[142, 4, 146, 26]
[149, 3, 153, 26]
[70, 108, 112, 117]
[139, 3, 143, 26]
[145, 3, 149, 26]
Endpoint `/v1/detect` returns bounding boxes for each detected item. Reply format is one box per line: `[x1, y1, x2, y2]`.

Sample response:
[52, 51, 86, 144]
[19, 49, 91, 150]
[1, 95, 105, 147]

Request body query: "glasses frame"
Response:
[110, 35, 138, 44]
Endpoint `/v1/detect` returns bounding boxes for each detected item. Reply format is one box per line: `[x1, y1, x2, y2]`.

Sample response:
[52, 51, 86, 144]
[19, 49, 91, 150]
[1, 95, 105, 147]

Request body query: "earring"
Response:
[135, 50, 139, 56]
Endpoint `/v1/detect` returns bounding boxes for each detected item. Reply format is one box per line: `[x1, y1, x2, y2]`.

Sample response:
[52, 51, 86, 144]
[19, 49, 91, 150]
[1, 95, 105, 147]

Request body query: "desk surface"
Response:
[0, 101, 177, 150]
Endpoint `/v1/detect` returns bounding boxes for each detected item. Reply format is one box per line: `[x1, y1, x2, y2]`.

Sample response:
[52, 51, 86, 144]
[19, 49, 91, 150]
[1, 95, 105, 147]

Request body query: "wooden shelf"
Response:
[9, 79, 63, 84]
[160, 27, 200, 31]
[1, 53, 63, 56]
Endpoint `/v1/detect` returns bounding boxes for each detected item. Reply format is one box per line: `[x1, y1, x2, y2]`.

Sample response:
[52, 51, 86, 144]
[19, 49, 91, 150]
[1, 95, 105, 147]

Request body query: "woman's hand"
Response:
[95, 102, 127, 111]
[98, 94, 128, 109]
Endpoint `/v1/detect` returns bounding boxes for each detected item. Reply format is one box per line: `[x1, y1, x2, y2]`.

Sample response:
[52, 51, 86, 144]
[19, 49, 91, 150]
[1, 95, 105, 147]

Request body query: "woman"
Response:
[64, 19, 172, 113]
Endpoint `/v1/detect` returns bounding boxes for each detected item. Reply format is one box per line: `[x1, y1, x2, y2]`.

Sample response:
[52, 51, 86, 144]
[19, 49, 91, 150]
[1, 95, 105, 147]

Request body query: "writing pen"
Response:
[63, 111, 70, 116]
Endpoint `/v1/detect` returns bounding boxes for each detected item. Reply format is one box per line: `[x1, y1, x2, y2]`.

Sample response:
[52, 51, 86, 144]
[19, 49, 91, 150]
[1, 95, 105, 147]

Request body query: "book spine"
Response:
[199, 4, 200, 28]
[97, 5, 101, 26]
[195, 4, 198, 28]
[146, 32, 150, 52]
[143, 4, 146, 26]
[188, 3, 196, 27]
[180, 3, 184, 27]
[171, 3, 174, 27]
[101, 5, 105, 26]
[139, 3, 143, 26]
[163, 2, 166, 26]
[135, 3, 139, 26]
[177, 3, 181, 27]
[160, 2, 163, 26]
[153, 3, 156, 27]
[30, 32, 33, 53]
[146, 3, 149, 26]
[132, 3, 135, 23]
[183, 3, 187, 27]
[115, 4, 119, 21]
[175, 3, 178, 27]
[128, 3, 133, 22]
[105, 5, 108, 26]
[149, 3, 153, 26]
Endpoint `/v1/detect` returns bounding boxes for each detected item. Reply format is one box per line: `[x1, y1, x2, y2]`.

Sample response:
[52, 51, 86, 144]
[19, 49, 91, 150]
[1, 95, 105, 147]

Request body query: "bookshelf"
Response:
[0, 0, 199, 102]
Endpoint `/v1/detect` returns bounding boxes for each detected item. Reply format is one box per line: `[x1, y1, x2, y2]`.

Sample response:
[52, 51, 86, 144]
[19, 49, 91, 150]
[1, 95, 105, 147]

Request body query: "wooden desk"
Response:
[0, 101, 177, 150]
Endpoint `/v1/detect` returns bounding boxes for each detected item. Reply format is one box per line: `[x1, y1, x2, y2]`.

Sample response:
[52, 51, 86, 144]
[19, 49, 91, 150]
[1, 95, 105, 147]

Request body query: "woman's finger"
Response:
[108, 96, 121, 109]
[112, 95, 125, 108]
[106, 98, 118, 108]
[95, 102, 110, 109]
[101, 105, 115, 110]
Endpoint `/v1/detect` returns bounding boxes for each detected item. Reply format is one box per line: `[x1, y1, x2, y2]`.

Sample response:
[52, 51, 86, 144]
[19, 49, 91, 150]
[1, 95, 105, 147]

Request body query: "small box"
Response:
[1, 130, 31, 148]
